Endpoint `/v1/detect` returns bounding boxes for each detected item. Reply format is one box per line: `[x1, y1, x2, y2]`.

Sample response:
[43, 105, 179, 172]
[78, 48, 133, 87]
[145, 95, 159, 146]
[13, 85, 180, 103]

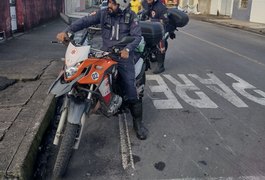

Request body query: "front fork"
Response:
[53, 84, 94, 149]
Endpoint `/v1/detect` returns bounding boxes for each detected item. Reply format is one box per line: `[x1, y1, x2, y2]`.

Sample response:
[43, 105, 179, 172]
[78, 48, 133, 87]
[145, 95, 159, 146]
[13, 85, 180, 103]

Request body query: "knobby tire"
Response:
[52, 122, 79, 179]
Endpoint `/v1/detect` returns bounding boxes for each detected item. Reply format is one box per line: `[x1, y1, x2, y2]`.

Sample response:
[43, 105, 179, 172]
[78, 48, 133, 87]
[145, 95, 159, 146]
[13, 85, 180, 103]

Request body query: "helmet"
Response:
[115, 0, 131, 11]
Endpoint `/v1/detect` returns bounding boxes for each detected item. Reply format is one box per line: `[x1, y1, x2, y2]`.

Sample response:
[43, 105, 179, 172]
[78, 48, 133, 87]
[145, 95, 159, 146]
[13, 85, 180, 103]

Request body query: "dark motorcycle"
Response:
[138, 7, 189, 63]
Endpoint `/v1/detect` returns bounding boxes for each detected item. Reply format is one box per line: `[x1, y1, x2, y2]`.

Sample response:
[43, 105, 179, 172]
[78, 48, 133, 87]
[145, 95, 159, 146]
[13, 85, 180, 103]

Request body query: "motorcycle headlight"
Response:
[65, 63, 80, 78]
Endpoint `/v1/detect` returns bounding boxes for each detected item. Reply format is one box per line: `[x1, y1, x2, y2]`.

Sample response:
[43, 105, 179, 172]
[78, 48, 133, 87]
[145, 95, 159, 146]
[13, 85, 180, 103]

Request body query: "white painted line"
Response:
[118, 113, 134, 170]
[146, 75, 183, 109]
[147, 73, 265, 109]
[164, 74, 218, 108]
[196, 108, 224, 141]
[227, 73, 265, 106]
[180, 31, 265, 68]
[119, 114, 128, 169]
[123, 113, 135, 169]
[189, 73, 248, 108]
[159, 176, 265, 180]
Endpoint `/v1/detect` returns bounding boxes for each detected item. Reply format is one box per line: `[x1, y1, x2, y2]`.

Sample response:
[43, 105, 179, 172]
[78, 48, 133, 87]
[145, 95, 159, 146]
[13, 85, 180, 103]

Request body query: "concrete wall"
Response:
[65, 0, 88, 15]
[0, 0, 12, 38]
[18, 0, 64, 30]
[0, 0, 63, 39]
[250, 0, 265, 23]
[220, 0, 233, 16]
[210, 0, 221, 15]
[197, 0, 211, 14]
[179, 0, 199, 13]
[179, 0, 188, 7]
[232, 0, 252, 21]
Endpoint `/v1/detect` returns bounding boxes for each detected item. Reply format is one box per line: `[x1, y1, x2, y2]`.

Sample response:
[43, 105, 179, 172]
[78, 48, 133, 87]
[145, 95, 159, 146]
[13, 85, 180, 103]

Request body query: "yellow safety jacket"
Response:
[130, 0, 141, 14]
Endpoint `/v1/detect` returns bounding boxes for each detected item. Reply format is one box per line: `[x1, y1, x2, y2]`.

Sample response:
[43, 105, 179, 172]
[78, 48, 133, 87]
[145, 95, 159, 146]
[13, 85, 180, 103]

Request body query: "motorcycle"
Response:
[48, 14, 163, 178]
[138, 7, 189, 62]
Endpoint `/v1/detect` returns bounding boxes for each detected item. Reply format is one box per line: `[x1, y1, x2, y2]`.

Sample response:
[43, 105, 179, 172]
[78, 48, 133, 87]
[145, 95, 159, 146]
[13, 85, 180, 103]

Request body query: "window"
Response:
[240, 0, 248, 8]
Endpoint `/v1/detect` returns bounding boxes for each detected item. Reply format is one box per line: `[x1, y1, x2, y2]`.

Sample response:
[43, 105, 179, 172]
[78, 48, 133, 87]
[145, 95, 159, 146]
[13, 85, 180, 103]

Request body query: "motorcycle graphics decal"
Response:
[91, 72, 99, 80]
[71, 49, 77, 55]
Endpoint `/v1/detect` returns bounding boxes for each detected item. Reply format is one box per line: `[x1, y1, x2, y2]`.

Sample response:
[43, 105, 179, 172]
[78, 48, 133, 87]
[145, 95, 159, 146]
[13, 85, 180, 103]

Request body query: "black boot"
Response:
[129, 100, 148, 140]
[153, 53, 165, 74]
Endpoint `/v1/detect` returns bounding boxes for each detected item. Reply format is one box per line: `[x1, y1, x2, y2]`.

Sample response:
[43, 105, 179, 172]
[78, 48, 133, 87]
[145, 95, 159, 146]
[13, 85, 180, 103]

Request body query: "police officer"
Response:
[141, 0, 169, 74]
[57, 0, 148, 140]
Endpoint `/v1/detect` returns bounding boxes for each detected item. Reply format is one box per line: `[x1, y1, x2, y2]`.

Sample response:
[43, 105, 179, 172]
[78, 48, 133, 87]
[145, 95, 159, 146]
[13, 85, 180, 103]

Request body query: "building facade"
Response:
[232, 0, 265, 24]
[178, 0, 265, 24]
[0, 0, 63, 40]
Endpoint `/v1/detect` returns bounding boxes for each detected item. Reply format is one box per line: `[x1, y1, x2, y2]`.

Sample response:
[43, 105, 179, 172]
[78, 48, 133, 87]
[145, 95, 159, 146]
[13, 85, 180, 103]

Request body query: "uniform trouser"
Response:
[116, 54, 138, 102]
[116, 54, 147, 140]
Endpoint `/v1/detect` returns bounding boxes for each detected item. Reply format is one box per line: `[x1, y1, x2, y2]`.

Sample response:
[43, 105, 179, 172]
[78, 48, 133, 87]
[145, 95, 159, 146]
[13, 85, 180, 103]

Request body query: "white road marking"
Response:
[118, 113, 134, 170]
[227, 73, 265, 106]
[147, 75, 183, 109]
[164, 74, 218, 108]
[196, 108, 224, 141]
[160, 176, 265, 180]
[147, 73, 265, 109]
[181, 31, 265, 68]
[189, 73, 248, 107]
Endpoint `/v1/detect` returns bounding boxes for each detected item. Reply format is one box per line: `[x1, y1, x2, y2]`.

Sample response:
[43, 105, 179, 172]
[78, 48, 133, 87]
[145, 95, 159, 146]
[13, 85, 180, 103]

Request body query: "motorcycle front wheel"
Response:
[52, 122, 79, 178]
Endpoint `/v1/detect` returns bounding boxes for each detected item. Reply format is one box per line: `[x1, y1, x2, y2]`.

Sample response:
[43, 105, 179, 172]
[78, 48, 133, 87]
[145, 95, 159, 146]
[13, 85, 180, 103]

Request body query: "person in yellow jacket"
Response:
[130, 0, 141, 14]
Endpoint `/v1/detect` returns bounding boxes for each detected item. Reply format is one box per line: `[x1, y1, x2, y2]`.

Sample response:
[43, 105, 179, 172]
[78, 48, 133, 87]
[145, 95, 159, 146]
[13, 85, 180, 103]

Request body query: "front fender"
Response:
[48, 71, 84, 98]
[68, 96, 91, 124]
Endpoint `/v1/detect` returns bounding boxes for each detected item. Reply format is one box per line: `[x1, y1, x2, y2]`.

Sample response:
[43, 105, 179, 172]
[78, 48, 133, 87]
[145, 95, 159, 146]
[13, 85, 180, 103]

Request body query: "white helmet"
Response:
[115, 0, 131, 11]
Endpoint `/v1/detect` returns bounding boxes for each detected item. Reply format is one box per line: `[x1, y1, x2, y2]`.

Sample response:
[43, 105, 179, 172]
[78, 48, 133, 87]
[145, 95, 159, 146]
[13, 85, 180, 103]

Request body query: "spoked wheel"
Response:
[52, 122, 79, 179]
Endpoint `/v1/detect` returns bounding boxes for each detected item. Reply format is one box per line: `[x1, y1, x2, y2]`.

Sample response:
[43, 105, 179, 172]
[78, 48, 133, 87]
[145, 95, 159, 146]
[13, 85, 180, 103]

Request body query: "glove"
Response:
[56, 32, 69, 43]
[169, 31, 176, 39]
[120, 48, 129, 59]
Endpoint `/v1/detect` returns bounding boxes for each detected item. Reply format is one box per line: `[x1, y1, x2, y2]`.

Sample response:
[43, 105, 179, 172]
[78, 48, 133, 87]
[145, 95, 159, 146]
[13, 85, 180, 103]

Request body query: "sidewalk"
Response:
[0, 18, 66, 179]
[0, 12, 264, 180]
[189, 13, 265, 35]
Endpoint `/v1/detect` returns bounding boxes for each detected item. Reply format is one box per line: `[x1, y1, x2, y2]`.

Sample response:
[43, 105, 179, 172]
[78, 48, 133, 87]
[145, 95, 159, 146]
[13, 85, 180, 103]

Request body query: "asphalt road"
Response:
[37, 19, 265, 180]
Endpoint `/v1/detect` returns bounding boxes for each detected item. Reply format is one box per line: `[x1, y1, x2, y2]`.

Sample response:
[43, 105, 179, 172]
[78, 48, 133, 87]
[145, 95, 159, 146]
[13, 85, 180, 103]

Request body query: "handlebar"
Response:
[51, 40, 61, 44]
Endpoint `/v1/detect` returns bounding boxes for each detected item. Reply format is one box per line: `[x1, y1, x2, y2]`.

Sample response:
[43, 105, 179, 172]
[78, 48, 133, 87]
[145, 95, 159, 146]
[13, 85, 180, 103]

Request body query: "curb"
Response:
[1, 88, 57, 179]
[189, 15, 265, 36]
[18, 94, 56, 180]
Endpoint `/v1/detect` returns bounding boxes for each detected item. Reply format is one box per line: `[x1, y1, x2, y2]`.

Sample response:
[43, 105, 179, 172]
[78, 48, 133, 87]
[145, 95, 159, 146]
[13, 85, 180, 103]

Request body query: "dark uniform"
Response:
[65, 8, 141, 101]
[141, 0, 169, 74]
[64, 7, 148, 140]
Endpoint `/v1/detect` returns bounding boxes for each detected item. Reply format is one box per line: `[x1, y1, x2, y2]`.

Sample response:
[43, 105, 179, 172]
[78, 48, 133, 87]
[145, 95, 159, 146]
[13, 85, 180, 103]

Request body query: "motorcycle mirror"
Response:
[60, 13, 72, 25]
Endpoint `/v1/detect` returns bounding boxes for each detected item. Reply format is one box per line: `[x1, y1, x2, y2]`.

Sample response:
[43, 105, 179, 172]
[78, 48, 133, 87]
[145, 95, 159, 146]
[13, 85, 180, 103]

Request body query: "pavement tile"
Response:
[6, 86, 55, 179]
[41, 60, 64, 80]
[0, 60, 50, 80]
[0, 76, 16, 91]
[0, 79, 55, 178]
[0, 81, 41, 107]
[0, 107, 21, 141]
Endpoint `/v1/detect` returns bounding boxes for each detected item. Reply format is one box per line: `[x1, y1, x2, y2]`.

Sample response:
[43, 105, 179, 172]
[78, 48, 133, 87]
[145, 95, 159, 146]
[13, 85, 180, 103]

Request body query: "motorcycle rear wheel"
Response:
[52, 122, 79, 178]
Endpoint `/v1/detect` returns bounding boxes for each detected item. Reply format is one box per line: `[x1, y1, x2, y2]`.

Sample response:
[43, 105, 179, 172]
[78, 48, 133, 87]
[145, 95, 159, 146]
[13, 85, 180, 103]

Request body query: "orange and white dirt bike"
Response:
[48, 14, 163, 178]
